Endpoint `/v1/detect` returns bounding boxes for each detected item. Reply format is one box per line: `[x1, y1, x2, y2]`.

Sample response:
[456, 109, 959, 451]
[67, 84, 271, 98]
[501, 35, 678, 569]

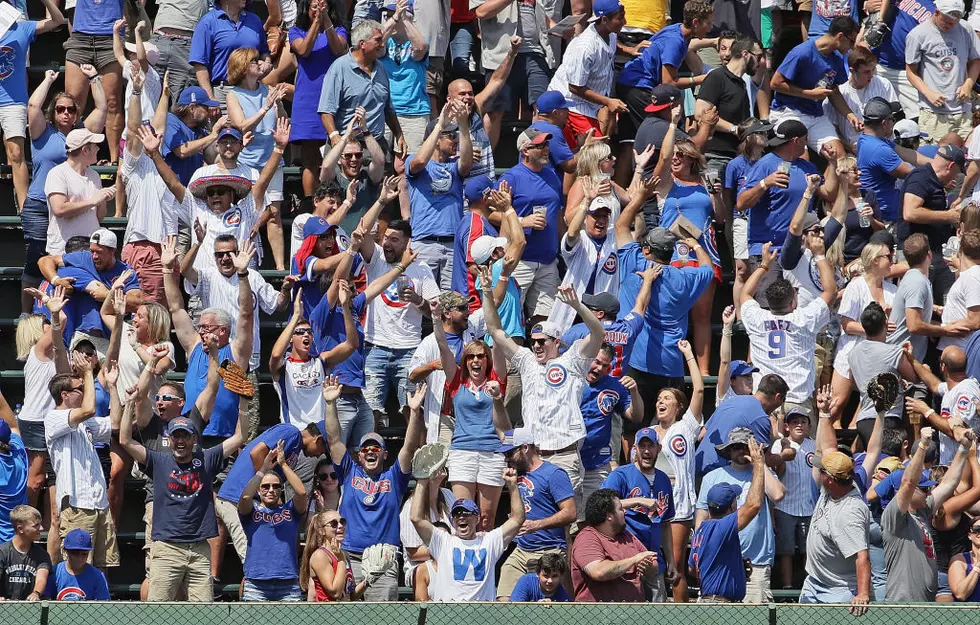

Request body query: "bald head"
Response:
[942, 346, 968, 375]
[939, 132, 966, 148]
[448, 79, 473, 99]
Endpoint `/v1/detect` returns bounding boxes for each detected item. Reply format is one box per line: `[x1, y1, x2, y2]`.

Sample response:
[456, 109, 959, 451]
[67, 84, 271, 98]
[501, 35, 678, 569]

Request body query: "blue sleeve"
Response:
[405, 154, 419, 178]
[164, 120, 184, 153]
[561, 324, 587, 346]
[724, 159, 742, 190]
[823, 216, 843, 249]
[696, 472, 714, 509]
[617, 243, 643, 277]
[550, 133, 574, 166]
[624, 312, 644, 335]
[618, 385, 632, 411]
[334, 451, 355, 480]
[832, 55, 848, 85]
[684, 266, 715, 299]
[205, 445, 225, 476]
[510, 574, 536, 601]
[721, 511, 739, 540]
[774, 45, 804, 82]
[353, 292, 367, 317]
[188, 16, 211, 67]
[740, 159, 773, 198]
[640, 44, 659, 77]
[660, 34, 685, 68]
[781, 232, 804, 269]
[59, 266, 97, 291]
[318, 62, 342, 115]
[751, 416, 772, 445]
[549, 466, 576, 504]
[23, 20, 37, 43]
[874, 144, 905, 174]
[45, 567, 56, 598]
[600, 470, 627, 496]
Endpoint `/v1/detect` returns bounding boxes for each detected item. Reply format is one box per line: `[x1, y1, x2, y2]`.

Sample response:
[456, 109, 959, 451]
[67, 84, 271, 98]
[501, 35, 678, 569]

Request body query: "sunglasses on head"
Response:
[259, 483, 283, 491]
[317, 471, 337, 480]
[155, 393, 179, 402]
[326, 517, 347, 528]
[213, 250, 236, 259]
[55, 105, 77, 114]
[206, 186, 232, 198]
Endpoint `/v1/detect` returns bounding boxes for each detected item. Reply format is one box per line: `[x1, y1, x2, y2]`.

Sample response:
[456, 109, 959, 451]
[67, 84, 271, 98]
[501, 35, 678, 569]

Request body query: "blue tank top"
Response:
[955, 552, 980, 602]
[231, 85, 278, 171]
[183, 342, 239, 437]
[72, 0, 122, 35]
[28, 125, 67, 201]
[448, 371, 500, 452]
[659, 180, 721, 267]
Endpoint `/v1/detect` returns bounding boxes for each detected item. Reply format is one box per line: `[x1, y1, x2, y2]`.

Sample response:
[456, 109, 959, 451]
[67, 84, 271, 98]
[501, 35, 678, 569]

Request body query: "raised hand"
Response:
[722, 304, 736, 326]
[234, 237, 256, 273]
[338, 280, 353, 307]
[920, 426, 934, 442]
[677, 339, 694, 358]
[502, 467, 518, 487]
[44, 69, 59, 83]
[400, 244, 418, 268]
[138, 125, 162, 154]
[488, 180, 512, 211]
[759, 241, 776, 270]
[407, 382, 427, 410]
[291, 289, 303, 320]
[71, 351, 93, 373]
[633, 144, 656, 170]
[79, 64, 98, 79]
[261, 445, 279, 471]
[747, 437, 764, 466]
[112, 287, 126, 316]
[161, 236, 178, 270]
[49, 275, 76, 294]
[275, 439, 287, 466]
[556, 285, 580, 308]
[130, 63, 145, 91]
[193, 217, 207, 243]
[111, 269, 134, 292]
[477, 264, 493, 290]
[322, 374, 341, 402]
[113, 18, 126, 35]
[379, 175, 401, 203]
[273, 117, 291, 148]
[103, 359, 119, 386]
[485, 380, 502, 399]
[621, 376, 637, 392]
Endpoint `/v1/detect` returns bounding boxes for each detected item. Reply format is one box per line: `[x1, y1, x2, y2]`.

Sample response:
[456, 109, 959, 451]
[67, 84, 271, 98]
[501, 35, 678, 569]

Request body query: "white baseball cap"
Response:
[65, 128, 105, 151]
[936, 0, 965, 15]
[470, 235, 508, 265]
[894, 119, 924, 140]
[89, 228, 118, 249]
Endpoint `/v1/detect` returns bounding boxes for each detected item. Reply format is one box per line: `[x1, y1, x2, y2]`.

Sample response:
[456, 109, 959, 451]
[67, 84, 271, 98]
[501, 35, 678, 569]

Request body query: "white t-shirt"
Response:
[741, 297, 831, 403]
[21, 349, 56, 424]
[548, 231, 620, 332]
[192, 267, 281, 371]
[427, 525, 506, 602]
[363, 244, 440, 349]
[398, 487, 454, 580]
[937, 378, 980, 464]
[274, 356, 326, 427]
[512, 339, 591, 451]
[45, 407, 111, 511]
[116, 321, 174, 401]
[939, 264, 980, 350]
[43, 162, 103, 254]
[823, 76, 898, 147]
[121, 150, 178, 245]
[657, 409, 701, 521]
[834, 277, 897, 377]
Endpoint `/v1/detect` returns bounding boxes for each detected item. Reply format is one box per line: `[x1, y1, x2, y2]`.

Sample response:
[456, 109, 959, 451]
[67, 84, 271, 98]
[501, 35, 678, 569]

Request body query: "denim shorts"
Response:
[17, 419, 47, 452]
[242, 578, 303, 601]
[363, 344, 414, 414]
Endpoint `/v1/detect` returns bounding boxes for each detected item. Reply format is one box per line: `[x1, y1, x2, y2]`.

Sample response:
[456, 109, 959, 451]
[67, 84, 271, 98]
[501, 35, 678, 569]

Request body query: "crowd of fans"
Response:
[2, 0, 980, 608]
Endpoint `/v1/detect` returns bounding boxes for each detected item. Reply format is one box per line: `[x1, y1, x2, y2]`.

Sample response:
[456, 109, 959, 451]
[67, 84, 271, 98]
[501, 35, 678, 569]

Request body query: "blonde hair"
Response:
[821, 216, 846, 270]
[9, 505, 40, 528]
[860, 242, 890, 272]
[574, 142, 612, 180]
[226, 48, 259, 86]
[675, 139, 705, 177]
[141, 302, 172, 344]
[837, 155, 857, 175]
[15, 314, 47, 361]
[961, 202, 980, 232]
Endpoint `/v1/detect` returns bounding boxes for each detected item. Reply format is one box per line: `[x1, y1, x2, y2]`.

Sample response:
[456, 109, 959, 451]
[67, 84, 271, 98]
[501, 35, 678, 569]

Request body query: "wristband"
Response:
[90, 75, 102, 83]
[394, 262, 405, 272]
[813, 255, 825, 262]
[256, 470, 266, 478]
[802, 193, 813, 201]
[329, 130, 340, 138]
[919, 441, 930, 450]
[238, 271, 249, 277]
[273, 146, 285, 154]
[722, 329, 733, 337]
[131, 89, 142, 97]
[499, 274, 510, 281]
[692, 244, 703, 251]
[760, 179, 768, 190]
[960, 444, 971, 453]
[819, 411, 831, 419]
[925, 409, 936, 420]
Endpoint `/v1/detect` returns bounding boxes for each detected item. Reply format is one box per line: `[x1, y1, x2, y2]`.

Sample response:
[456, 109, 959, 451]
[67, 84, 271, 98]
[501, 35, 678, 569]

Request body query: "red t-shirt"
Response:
[313, 548, 355, 601]
[571, 526, 647, 602]
[450, 0, 476, 23]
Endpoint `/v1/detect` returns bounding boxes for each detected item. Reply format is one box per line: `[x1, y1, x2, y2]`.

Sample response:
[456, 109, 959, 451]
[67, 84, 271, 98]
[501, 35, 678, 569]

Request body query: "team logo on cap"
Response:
[596, 390, 619, 415]
[545, 364, 568, 387]
[602, 254, 618, 274]
[223, 208, 242, 227]
[669, 434, 687, 456]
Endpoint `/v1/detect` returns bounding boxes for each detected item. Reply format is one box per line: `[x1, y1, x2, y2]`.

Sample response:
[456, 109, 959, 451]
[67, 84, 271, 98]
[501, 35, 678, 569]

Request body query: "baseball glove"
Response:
[412, 443, 449, 480]
[361, 542, 398, 585]
[218, 359, 255, 398]
[862, 13, 890, 49]
[867, 371, 900, 413]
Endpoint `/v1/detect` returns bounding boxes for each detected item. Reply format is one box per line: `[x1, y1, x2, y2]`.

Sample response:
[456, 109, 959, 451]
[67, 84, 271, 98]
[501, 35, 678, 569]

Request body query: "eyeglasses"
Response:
[213, 250, 236, 259]
[199, 324, 224, 333]
[874, 253, 893, 261]
[317, 472, 337, 480]
[360, 445, 383, 454]
[805, 227, 824, 235]
[325, 518, 347, 528]
[293, 328, 312, 336]
[55, 105, 78, 114]
[342, 152, 364, 159]
[206, 187, 232, 197]
[529, 337, 553, 347]
[155, 394, 179, 402]
[67, 386, 84, 394]
[259, 483, 283, 491]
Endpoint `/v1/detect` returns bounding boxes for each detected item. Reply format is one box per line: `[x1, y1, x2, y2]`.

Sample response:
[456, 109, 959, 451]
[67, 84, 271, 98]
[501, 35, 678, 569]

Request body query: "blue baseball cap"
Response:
[464, 174, 494, 203]
[302, 216, 337, 239]
[63, 528, 94, 552]
[217, 127, 243, 143]
[635, 427, 659, 445]
[706, 483, 743, 510]
[383, 0, 414, 11]
[730, 360, 759, 377]
[590, 0, 624, 19]
[166, 417, 196, 436]
[875, 468, 938, 509]
[316, 420, 329, 442]
[0, 421, 10, 446]
[359, 432, 386, 450]
[451, 498, 479, 516]
[535, 91, 575, 114]
[177, 86, 220, 108]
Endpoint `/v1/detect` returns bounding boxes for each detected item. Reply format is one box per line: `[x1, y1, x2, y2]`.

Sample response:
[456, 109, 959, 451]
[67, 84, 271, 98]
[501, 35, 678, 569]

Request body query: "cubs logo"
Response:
[596, 390, 619, 415]
[956, 395, 972, 414]
[602, 253, 618, 274]
[0, 46, 15, 81]
[940, 56, 955, 72]
[379, 278, 414, 308]
[518, 476, 534, 512]
[669, 435, 687, 456]
[545, 364, 568, 387]
[805, 452, 815, 468]
[223, 208, 242, 227]
[57, 587, 86, 601]
[676, 242, 691, 256]
[192, 458, 202, 468]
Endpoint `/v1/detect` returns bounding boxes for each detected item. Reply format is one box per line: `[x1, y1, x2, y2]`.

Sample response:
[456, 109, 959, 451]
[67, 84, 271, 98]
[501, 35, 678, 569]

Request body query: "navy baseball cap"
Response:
[730, 360, 758, 377]
[875, 468, 938, 509]
[635, 427, 659, 445]
[217, 127, 243, 143]
[63, 528, 94, 552]
[464, 174, 494, 203]
[177, 86, 219, 108]
[939, 144, 967, 169]
[582, 292, 620, 317]
[645, 85, 682, 113]
[706, 483, 743, 510]
[0, 421, 10, 446]
[536, 91, 575, 114]
[451, 498, 480, 516]
[166, 417, 196, 436]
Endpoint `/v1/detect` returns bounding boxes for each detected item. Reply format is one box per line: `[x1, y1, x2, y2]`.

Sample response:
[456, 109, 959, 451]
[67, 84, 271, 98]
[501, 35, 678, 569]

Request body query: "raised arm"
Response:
[82, 65, 108, 133]
[558, 286, 604, 359]
[161, 236, 201, 353]
[499, 468, 527, 544]
[238, 446, 279, 515]
[398, 384, 427, 468]
[429, 299, 459, 381]
[228, 84, 284, 134]
[737, 439, 767, 530]
[195, 335, 222, 418]
[932, 430, 976, 508]
[252, 117, 289, 203]
[410, 102, 450, 175]
[270, 292, 304, 378]
[478, 264, 519, 360]
[615, 177, 656, 247]
[456, 103, 473, 177]
[566, 179, 604, 245]
[489, 182, 525, 302]
[362, 239, 418, 303]
[111, 19, 128, 68]
[716, 305, 735, 401]
[321, 376, 347, 463]
[231, 239, 257, 368]
[652, 106, 682, 196]
[219, 396, 250, 457]
[28, 71, 58, 141]
[68, 353, 97, 427]
[474, 37, 521, 113]
[410, 476, 436, 545]
[138, 126, 187, 203]
[36, 0, 65, 34]
[896, 426, 933, 513]
[679, 340, 703, 418]
[322, 282, 360, 367]
[118, 387, 146, 465]
[740, 241, 775, 309]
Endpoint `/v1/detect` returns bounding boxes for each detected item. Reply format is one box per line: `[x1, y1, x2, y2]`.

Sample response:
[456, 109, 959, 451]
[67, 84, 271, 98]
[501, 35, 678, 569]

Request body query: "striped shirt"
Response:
[512, 340, 591, 451]
[740, 297, 830, 403]
[771, 437, 817, 517]
[548, 231, 620, 333]
[45, 408, 111, 511]
[547, 25, 617, 119]
[190, 267, 282, 371]
[121, 150, 179, 245]
[823, 76, 897, 147]
[937, 378, 980, 464]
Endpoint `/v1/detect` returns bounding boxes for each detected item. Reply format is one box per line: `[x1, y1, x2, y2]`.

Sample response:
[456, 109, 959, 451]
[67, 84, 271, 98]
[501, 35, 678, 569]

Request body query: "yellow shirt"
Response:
[622, 0, 668, 33]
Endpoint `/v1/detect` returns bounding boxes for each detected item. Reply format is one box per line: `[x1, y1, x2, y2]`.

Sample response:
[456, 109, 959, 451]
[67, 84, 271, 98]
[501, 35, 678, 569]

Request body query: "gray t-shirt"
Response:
[881, 497, 937, 601]
[887, 267, 933, 362]
[518, 0, 545, 55]
[805, 486, 870, 589]
[905, 20, 980, 115]
[154, 0, 209, 32]
[848, 341, 904, 422]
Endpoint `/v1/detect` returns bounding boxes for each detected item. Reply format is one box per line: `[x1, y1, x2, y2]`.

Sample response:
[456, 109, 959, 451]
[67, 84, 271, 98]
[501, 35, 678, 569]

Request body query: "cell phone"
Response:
[397, 276, 411, 292]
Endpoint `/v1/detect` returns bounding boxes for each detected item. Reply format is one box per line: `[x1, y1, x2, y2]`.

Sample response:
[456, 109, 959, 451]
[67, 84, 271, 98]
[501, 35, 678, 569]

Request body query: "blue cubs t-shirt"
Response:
[697, 465, 776, 566]
[874, 0, 934, 70]
[310, 292, 367, 388]
[515, 461, 576, 551]
[695, 394, 772, 479]
[724, 154, 759, 216]
[183, 342, 239, 437]
[0, 21, 37, 106]
[164, 113, 207, 185]
[510, 573, 572, 602]
[579, 376, 631, 470]
[241, 500, 302, 580]
[740, 152, 821, 255]
[59, 252, 140, 336]
[405, 155, 463, 239]
[336, 452, 410, 553]
[601, 464, 675, 563]
[771, 39, 847, 117]
[46, 562, 110, 601]
[0, 433, 27, 542]
[218, 424, 303, 503]
[857, 133, 905, 222]
[145, 445, 225, 542]
[530, 120, 574, 173]
[689, 512, 745, 600]
[499, 163, 563, 264]
[618, 23, 687, 90]
[563, 314, 644, 378]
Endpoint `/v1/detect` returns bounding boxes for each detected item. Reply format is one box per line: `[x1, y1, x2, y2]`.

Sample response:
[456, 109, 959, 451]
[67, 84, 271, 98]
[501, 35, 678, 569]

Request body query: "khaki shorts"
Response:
[512, 259, 560, 319]
[144, 501, 154, 574]
[214, 496, 248, 562]
[497, 545, 568, 599]
[583, 463, 611, 507]
[148, 540, 212, 602]
[60, 504, 120, 567]
[876, 65, 919, 121]
[744, 564, 773, 603]
[918, 108, 973, 143]
[426, 56, 445, 97]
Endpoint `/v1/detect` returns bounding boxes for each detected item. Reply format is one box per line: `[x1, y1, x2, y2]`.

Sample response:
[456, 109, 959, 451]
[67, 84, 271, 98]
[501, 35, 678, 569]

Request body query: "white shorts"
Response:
[876, 65, 919, 121]
[265, 167, 284, 203]
[768, 108, 839, 153]
[445, 449, 506, 487]
[0, 105, 27, 139]
[733, 214, 748, 260]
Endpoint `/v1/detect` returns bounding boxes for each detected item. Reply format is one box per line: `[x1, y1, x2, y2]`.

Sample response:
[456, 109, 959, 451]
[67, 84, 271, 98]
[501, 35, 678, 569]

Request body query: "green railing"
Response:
[2, 601, 978, 625]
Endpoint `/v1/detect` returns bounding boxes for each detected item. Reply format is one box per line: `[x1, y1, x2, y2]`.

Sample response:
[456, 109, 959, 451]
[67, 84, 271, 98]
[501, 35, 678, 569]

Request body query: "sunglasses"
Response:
[360, 445, 383, 454]
[970, 526, 980, 534]
[55, 105, 77, 114]
[206, 187, 232, 197]
[67, 386, 84, 394]
[805, 227, 824, 235]
[449, 304, 468, 312]
[342, 152, 364, 159]
[326, 518, 347, 528]
[259, 483, 283, 491]
[155, 394, 179, 402]
[530, 337, 553, 347]
[465, 353, 487, 361]
[317, 472, 337, 480]
[213, 250, 236, 259]
[293, 328, 312, 336]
